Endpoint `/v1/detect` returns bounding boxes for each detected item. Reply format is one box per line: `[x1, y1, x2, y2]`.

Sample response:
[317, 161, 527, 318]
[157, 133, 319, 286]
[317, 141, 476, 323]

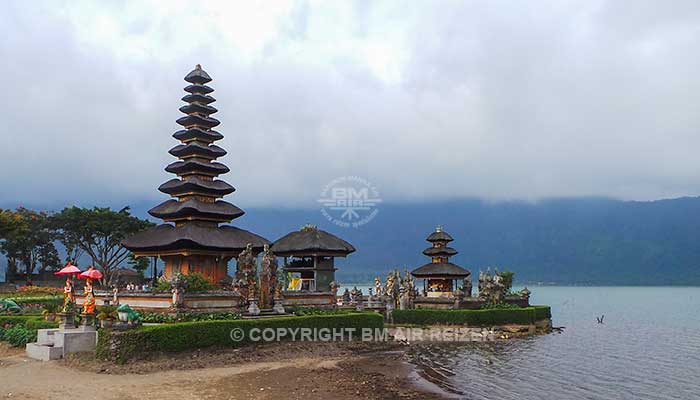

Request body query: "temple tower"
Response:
[411, 225, 470, 296]
[123, 65, 269, 283]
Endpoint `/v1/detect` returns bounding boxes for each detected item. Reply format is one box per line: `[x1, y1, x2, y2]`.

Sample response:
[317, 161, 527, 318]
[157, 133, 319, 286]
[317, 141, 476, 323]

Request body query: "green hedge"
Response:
[7, 296, 62, 308]
[97, 312, 384, 363]
[392, 306, 551, 326]
[0, 315, 58, 347]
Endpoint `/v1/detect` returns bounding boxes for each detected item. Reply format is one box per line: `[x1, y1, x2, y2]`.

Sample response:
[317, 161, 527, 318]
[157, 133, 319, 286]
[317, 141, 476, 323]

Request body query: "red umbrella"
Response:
[79, 267, 103, 280]
[54, 263, 82, 276]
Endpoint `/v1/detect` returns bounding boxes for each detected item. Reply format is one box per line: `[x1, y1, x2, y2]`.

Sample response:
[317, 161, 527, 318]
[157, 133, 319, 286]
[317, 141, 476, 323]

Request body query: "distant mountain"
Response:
[3, 197, 700, 285]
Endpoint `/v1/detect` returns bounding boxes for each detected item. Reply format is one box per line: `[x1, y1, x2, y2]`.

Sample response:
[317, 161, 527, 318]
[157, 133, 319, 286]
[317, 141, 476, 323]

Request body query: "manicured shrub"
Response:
[0, 315, 58, 347]
[392, 306, 551, 326]
[1, 325, 36, 347]
[10, 296, 62, 308]
[137, 311, 241, 323]
[289, 307, 354, 316]
[97, 312, 384, 363]
[153, 273, 216, 293]
[14, 286, 63, 297]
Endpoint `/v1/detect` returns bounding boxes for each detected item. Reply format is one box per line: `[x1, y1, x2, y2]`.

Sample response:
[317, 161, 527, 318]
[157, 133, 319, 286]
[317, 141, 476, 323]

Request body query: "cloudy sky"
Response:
[1, 0, 699, 209]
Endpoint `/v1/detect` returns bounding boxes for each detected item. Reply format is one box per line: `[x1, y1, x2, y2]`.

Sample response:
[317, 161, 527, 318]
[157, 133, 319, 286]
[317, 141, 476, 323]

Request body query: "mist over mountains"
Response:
[3, 197, 700, 285]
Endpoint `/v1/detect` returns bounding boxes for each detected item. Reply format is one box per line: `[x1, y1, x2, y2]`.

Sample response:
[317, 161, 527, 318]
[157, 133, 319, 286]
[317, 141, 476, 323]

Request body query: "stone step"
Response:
[26, 343, 63, 361]
[36, 328, 59, 346]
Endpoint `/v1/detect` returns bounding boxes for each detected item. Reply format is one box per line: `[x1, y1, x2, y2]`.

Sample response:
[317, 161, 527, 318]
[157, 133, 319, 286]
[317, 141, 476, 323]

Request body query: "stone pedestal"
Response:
[58, 312, 75, 330]
[272, 299, 285, 314]
[247, 299, 260, 316]
[81, 313, 96, 328]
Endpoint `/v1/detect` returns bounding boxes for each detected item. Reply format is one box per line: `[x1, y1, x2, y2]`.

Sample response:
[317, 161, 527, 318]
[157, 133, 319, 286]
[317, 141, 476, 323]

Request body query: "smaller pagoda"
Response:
[411, 225, 471, 297]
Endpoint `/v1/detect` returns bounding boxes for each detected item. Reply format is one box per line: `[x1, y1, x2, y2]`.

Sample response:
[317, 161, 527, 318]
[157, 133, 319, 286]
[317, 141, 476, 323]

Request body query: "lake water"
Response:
[401, 286, 700, 399]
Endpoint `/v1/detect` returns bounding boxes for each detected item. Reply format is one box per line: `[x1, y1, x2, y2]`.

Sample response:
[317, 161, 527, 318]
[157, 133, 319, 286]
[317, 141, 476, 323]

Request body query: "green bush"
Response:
[392, 306, 551, 326]
[153, 273, 216, 293]
[0, 315, 58, 347]
[1, 325, 36, 347]
[98, 312, 384, 363]
[290, 307, 355, 316]
[138, 311, 241, 323]
[10, 296, 62, 308]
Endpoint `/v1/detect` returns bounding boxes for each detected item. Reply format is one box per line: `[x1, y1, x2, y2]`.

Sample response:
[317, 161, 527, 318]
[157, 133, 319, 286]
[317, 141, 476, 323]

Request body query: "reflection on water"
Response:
[407, 286, 700, 399]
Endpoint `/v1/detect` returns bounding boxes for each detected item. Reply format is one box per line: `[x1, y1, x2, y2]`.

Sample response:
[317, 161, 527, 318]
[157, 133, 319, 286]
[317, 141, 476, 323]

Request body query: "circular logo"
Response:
[318, 176, 381, 228]
[229, 328, 245, 342]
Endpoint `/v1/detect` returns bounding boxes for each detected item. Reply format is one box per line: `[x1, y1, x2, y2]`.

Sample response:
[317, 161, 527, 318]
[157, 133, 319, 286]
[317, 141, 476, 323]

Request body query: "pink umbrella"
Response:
[54, 262, 82, 276]
[78, 266, 103, 280]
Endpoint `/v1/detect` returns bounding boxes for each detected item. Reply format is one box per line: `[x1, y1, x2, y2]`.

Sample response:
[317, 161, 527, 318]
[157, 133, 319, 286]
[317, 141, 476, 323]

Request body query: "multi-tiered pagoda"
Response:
[123, 65, 269, 284]
[411, 225, 471, 297]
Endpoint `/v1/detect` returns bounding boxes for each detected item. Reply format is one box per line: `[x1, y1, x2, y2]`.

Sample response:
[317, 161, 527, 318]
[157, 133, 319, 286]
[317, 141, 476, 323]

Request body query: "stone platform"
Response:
[26, 326, 98, 361]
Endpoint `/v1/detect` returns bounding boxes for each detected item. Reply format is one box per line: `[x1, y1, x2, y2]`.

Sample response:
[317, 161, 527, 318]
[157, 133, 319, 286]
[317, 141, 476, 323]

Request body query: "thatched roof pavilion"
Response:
[271, 225, 354, 292]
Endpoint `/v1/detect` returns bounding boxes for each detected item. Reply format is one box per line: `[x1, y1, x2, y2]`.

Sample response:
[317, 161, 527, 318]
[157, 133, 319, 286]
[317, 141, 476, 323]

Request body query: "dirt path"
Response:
[0, 343, 449, 400]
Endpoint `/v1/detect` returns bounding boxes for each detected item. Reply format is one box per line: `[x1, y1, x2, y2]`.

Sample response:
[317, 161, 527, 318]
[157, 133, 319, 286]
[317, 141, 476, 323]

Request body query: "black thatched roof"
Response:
[122, 223, 269, 253]
[158, 178, 235, 197]
[168, 143, 227, 159]
[422, 246, 458, 257]
[411, 262, 471, 278]
[182, 93, 215, 104]
[427, 230, 454, 242]
[165, 159, 229, 176]
[176, 114, 220, 129]
[184, 64, 212, 84]
[179, 103, 217, 115]
[184, 84, 214, 94]
[149, 199, 244, 222]
[271, 226, 355, 256]
[173, 128, 223, 143]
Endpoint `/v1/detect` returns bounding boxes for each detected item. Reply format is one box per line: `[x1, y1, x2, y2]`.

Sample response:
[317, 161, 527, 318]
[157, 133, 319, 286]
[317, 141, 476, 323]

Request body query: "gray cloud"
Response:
[1, 0, 699, 210]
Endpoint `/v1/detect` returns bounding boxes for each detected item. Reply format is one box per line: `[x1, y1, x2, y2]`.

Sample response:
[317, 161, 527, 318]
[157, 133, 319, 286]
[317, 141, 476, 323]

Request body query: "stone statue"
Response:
[82, 279, 96, 314]
[478, 270, 485, 294]
[351, 286, 364, 311]
[171, 273, 187, 308]
[463, 276, 472, 298]
[350, 286, 361, 304]
[478, 268, 508, 305]
[62, 277, 75, 313]
[374, 277, 383, 297]
[329, 281, 339, 298]
[236, 243, 257, 301]
[384, 271, 399, 307]
[403, 270, 417, 303]
[399, 286, 410, 310]
[342, 288, 351, 304]
[260, 244, 278, 309]
[520, 286, 531, 299]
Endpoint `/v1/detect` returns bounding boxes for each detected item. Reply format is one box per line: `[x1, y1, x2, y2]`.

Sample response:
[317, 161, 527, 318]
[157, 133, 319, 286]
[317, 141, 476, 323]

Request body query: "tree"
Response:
[0, 209, 22, 278]
[53, 206, 153, 285]
[128, 253, 150, 278]
[0, 208, 60, 283]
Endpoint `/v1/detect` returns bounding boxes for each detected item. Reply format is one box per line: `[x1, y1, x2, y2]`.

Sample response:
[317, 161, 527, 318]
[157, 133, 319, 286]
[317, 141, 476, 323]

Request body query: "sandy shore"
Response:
[0, 342, 450, 400]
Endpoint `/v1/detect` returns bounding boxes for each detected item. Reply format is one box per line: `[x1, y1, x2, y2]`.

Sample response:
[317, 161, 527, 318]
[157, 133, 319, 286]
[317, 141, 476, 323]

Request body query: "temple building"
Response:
[123, 65, 269, 283]
[271, 225, 355, 293]
[411, 225, 471, 297]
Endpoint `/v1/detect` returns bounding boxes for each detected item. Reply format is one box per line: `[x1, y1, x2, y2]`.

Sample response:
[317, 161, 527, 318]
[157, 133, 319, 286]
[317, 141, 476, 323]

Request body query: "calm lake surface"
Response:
[400, 286, 700, 399]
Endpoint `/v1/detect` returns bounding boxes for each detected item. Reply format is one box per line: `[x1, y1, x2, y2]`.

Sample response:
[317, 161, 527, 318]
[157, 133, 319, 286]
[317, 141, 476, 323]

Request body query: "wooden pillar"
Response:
[152, 256, 158, 286]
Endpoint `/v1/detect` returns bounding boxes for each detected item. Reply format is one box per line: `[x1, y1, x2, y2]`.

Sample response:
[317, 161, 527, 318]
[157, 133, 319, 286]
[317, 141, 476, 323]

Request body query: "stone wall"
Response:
[75, 291, 243, 313]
